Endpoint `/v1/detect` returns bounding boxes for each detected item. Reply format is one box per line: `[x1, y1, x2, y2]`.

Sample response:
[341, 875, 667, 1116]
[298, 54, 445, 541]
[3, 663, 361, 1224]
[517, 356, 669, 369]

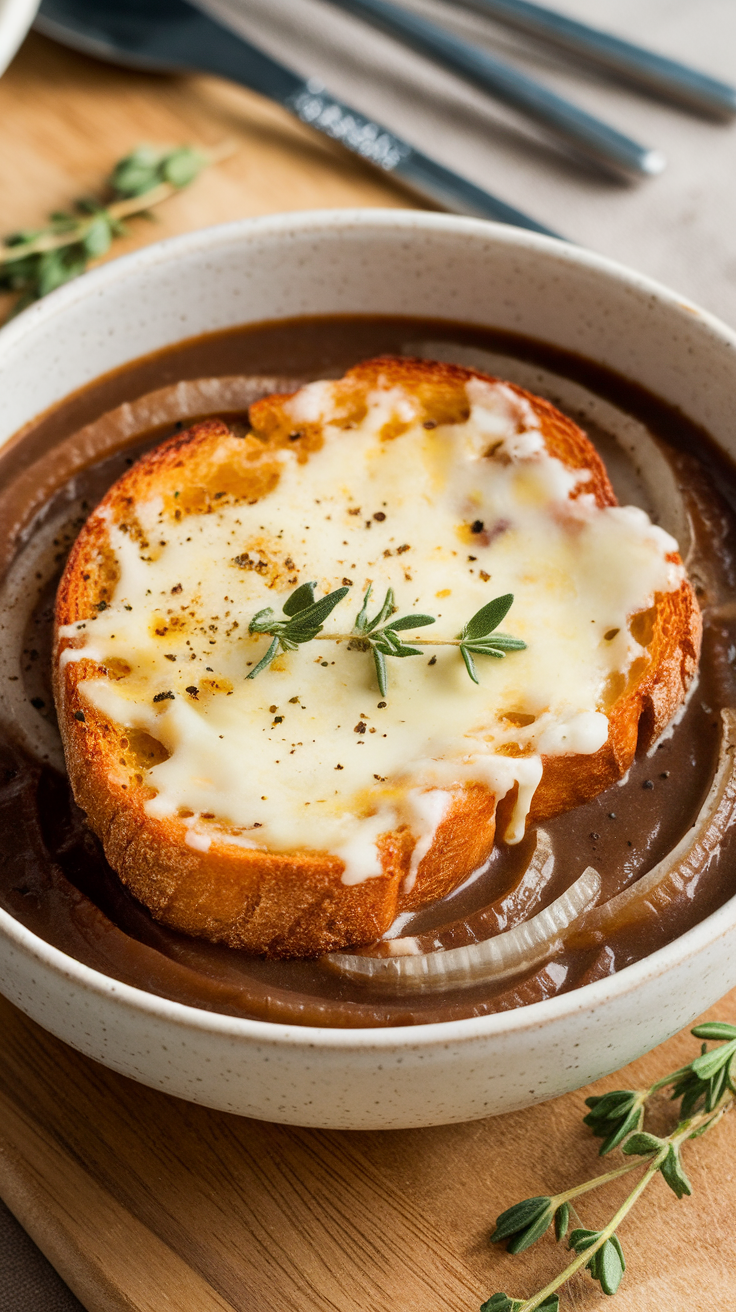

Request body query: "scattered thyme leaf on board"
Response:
[245, 581, 526, 696]
[483, 1021, 736, 1311]
[0, 141, 236, 320]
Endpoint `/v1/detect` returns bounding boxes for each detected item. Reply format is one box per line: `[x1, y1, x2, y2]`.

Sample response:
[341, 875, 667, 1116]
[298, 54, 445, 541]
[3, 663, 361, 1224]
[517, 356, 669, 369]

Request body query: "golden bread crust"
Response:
[54, 357, 701, 956]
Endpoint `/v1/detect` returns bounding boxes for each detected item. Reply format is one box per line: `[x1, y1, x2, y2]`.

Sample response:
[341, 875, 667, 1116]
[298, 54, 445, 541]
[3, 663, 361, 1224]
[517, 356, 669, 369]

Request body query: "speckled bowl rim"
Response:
[1, 207, 735, 1050]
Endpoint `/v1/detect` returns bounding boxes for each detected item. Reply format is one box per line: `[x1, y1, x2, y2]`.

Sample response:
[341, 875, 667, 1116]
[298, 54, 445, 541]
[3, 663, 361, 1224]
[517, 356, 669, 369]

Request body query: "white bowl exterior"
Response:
[0, 0, 38, 77]
[1, 211, 735, 1128]
[0, 903, 734, 1129]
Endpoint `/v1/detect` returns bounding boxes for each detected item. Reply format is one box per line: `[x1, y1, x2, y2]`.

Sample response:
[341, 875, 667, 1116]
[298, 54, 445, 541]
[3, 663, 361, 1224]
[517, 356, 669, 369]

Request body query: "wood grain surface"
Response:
[1, 29, 736, 1312]
[0, 31, 416, 325]
[1, 990, 735, 1312]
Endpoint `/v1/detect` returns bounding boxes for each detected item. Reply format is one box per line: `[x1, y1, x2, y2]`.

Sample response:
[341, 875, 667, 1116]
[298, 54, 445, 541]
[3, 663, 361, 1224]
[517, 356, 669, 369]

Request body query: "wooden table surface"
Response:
[1, 29, 736, 1312]
[0, 30, 414, 325]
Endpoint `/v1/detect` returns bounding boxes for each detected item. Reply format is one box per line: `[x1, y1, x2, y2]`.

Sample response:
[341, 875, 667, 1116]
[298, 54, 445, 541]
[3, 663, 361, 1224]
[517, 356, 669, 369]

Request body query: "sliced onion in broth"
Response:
[376, 828, 555, 956]
[568, 707, 736, 947]
[0, 512, 70, 771]
[324, 866, 601, 991]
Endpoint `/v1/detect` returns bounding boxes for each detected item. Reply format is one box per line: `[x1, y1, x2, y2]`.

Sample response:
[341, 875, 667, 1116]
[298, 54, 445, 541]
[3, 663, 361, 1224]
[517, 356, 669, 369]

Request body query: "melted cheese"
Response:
[60, 376, 683, 883]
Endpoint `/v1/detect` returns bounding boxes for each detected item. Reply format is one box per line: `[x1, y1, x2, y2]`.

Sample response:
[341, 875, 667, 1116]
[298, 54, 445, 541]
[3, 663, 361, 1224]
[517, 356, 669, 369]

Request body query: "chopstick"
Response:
[321, 0, 665, 178]
[454, 0, 736, 118]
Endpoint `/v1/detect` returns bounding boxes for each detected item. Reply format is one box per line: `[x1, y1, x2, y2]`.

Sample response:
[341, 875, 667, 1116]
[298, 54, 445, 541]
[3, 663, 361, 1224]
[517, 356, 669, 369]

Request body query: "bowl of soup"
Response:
[0, 210, 735, 1128]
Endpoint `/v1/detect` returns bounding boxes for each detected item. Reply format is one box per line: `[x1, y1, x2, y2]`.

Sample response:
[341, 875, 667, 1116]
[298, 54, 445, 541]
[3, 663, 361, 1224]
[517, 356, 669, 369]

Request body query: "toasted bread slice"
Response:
[54, 357, 701, 957]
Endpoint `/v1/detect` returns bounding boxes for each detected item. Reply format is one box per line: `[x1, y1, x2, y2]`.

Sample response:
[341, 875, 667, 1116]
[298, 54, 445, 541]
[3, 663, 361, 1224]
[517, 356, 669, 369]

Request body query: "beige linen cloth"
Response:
[199, 0, 736, 326]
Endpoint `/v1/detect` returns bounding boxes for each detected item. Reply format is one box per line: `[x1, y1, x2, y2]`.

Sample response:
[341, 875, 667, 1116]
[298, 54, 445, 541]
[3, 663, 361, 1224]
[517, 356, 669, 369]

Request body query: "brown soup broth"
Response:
[1, 315, 736, 1028]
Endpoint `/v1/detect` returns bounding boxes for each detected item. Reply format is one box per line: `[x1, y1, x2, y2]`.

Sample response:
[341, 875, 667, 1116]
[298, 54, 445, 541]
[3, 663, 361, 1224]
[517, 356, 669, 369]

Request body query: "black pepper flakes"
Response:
[354, 721, 367, 734]
[643, 779, 654, 790]
[74, 710, 85, 722]
[153, 691, 175, 703]
[185, 686, 199, 699]
[30, 697, 45, 709]
[470, 520, 484, 534]
[428, 655, 437, 666]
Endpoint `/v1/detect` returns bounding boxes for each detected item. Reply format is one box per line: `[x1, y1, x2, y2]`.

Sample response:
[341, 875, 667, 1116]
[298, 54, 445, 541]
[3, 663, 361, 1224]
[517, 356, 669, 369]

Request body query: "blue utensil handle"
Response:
[286, 79, 560, 234]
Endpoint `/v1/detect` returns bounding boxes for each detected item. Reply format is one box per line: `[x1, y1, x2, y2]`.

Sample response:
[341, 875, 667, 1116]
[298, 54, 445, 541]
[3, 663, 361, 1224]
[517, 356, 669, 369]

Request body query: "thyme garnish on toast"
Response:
[483, 1021, 736, 1311]
[246, 582, 526, 695]
[0, 141, 235, 319]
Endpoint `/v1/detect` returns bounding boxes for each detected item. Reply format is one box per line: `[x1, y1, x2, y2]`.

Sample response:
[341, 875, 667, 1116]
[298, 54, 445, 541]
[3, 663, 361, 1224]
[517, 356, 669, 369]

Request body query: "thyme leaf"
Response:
[457, 593, 527, 684]
[246, 583, 350, 678]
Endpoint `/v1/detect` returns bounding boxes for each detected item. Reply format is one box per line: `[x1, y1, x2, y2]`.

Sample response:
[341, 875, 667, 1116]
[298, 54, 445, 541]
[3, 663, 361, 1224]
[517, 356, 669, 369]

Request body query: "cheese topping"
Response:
[60, 375, 684, 883]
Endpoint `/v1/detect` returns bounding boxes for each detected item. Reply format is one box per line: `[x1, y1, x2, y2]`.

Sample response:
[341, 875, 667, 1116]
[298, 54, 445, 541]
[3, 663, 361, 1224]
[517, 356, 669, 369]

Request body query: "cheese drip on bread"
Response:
[59, 375, 684, 884]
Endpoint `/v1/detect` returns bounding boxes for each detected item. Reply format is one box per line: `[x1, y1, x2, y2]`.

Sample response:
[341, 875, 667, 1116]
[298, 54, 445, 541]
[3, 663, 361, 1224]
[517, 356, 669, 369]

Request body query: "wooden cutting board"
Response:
[1, 32, 736, 1312]
[1, 989, 735, 1312]
[0, 31, 412, 327]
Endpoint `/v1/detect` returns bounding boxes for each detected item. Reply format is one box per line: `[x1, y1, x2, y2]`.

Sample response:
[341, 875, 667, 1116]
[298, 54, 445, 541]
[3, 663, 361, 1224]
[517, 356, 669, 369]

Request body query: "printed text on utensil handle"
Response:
[286, 79, 412, 171]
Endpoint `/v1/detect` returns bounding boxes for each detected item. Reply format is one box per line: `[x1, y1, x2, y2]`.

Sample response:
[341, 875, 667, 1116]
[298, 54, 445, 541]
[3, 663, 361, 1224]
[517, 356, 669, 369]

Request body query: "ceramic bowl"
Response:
[1, 211, 735, 1129]
[0, 0, 37, 76]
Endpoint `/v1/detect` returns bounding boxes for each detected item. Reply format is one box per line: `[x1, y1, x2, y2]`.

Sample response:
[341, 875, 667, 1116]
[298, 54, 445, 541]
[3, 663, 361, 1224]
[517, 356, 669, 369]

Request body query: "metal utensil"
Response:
[456, 0, 736, 119]
[322, 0, 664, 178]
[34, 0, 561, 237]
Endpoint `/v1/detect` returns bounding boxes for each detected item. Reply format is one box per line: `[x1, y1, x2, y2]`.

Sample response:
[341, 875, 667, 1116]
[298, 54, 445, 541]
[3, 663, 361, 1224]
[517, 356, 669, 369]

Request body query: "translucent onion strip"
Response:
[42, 374, 307, 472]
[569, 707, 736, 946]
[325, 866, 601, 991]
[0, 513, 70, 771]
[378, 828, 555, 956]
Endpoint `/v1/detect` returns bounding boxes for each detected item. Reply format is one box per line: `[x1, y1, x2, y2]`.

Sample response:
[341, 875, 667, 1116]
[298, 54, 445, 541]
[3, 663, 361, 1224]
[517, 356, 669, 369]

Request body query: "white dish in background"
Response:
[0, 0, 37, 76]
[0, 210, 735, 1129]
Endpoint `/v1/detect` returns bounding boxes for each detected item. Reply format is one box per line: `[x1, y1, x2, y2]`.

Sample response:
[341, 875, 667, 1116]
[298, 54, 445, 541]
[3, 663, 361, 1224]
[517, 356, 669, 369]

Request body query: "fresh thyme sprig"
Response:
[0, 141, 235, 319]
[483, 1021, 736, 1311]
[347, 583, 436, 698]
[245, 581, 526, 695]
[247, 581, 350, 679]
